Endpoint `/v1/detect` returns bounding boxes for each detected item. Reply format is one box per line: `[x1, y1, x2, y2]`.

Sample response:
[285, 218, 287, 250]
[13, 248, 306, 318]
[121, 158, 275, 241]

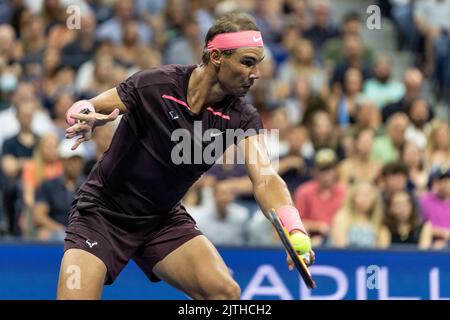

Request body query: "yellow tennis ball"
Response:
[290, 232, 311, 255]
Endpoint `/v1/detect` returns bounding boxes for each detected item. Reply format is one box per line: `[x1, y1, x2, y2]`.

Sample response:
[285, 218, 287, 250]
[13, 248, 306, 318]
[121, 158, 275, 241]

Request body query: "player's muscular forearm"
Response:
[253, 173, 293, 220]
[88, 88, 127, 114]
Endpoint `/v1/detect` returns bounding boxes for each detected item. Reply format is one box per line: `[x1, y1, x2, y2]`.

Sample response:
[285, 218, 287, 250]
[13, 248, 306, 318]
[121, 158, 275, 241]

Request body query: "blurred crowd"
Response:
[0, 0, 449, 251]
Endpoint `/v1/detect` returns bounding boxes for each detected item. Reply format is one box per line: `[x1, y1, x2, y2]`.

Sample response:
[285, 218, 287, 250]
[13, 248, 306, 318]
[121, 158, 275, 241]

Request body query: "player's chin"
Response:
[233, 87, 251, 97]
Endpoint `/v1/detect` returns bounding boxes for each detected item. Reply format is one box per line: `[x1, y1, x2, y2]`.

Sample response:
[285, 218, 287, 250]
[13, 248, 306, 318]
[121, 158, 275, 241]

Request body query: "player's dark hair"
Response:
[202, 13, 260, 64]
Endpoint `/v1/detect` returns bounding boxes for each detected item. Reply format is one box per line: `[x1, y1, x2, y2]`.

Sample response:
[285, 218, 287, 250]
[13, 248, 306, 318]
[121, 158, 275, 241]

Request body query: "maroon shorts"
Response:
[64, 202, 203, 285]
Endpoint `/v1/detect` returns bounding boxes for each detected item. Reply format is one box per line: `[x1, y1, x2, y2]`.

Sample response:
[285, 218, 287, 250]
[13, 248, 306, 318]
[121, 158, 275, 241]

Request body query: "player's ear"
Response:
[209, 49, 222, 68]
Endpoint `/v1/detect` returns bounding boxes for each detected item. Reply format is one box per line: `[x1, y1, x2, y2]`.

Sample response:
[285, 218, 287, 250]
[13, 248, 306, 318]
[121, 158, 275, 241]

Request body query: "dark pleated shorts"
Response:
[64, 201, 203, 285]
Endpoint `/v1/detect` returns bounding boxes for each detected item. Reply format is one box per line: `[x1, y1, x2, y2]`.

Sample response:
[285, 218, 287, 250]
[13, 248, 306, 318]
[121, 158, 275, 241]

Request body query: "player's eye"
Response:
[241, 59, 256, 67]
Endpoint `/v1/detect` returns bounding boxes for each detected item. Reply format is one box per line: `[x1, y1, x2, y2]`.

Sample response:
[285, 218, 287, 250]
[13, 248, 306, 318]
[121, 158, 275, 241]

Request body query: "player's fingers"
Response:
[302, 253, 311, 266]
[71, 137, 86, 150]
[70, 112, 93, 122]
[66, 123, 91, 135]
[65, 128, 87, 139]
[286, 254, 294, 271]
[106, 108, 120, 121]
[309, 250, 316, 266]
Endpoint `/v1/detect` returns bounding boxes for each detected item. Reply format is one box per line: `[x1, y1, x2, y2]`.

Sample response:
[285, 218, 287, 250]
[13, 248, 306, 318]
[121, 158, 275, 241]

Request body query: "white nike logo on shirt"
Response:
[210, 131, 225, 138]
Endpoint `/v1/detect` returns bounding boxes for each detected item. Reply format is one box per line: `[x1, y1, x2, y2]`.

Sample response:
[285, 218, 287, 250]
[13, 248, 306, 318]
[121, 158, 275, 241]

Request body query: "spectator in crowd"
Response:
[330, 34, 372, 95]
[164, 16, 203, 65]
[252, 0, 285, 62]
[163, 0, 190, 44]
[295, 148, 347, 246]
[321, 11, 375, 69]
[351, 97, 382, 134]
[282, 0, 310, 33]
[51, 91, 75, 140]
[96, 0, 152, 45]
[18, 15, 47, 79]
[21, 133, 62, 210]
[113, 21, 145, 69]
[0, 23, 17, 59]
[128, 46, 162, 75]
[371, 112, 409, 165]
[0, 66, 20, 113]
[32, 139, 87, 241]
[328, 67, 363, 128]
[245, 208, 279, 246]
[402, 141, 429, 195]
[382, 68, 424, 122]
[276, 125, 311, 195]
[390, 0, 417, 51]
[0, 82, 55, 151]
[277, 39, 329, 96]
[339, 128, 381, 185]
[330, 182, 383, 248]
[0, 25, 22, 103]
[78, 52, 116, 98]
[420, 165, 450, 249]
[378, 161, 410, 203]
[303, 0, 339, 52]
[405, 97, 432, 150]
[363, 54, 405, 109]
[284, 75, 311, 125]
[378, 190, 433, 249]
[38, 46, 65, 107]
[188, 183, 250, 246]
[40, 0, 67, 31]
[61, 12, 98, 71]
[413, 0, 450, 95]
[426, 119, 450, 169]
[304, 109, 345, 160]
[1, 100, 39, 235]
[262, 105, 291, 160]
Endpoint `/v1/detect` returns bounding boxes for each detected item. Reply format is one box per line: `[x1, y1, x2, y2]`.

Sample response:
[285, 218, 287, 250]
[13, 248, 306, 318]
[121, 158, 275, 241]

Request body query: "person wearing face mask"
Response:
[363, 54, 405, 109]
[0, 71, 18, 110]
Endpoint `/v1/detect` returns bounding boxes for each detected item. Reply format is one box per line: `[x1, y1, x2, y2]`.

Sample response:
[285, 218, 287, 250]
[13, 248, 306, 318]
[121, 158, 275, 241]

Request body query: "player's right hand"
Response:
[65, 108, 120, 150]
[286, 249, 315, 270]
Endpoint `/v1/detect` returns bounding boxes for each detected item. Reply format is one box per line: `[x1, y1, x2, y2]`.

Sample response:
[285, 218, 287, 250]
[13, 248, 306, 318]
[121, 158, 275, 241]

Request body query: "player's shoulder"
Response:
[130, 64, 195, 89]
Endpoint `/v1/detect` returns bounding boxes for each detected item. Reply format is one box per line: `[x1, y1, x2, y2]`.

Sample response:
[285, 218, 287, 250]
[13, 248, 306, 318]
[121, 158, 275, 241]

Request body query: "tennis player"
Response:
[57, 13, 314, 300]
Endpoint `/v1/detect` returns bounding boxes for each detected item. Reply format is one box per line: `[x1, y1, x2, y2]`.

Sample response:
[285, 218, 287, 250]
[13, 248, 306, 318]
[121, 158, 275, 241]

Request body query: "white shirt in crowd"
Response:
[187, 187, 250, 246]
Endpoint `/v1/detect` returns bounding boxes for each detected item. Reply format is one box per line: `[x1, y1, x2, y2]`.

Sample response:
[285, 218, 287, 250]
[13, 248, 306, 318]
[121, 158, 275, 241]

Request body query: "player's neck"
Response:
[187, 65, 227, 113]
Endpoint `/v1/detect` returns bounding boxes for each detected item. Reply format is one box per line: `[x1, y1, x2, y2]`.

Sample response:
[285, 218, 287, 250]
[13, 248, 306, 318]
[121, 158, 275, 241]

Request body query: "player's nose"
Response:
[249, 66, 260, 80]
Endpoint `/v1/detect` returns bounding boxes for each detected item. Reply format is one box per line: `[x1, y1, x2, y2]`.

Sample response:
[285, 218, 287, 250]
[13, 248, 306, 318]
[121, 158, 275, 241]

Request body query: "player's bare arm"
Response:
[238, 134, 315, 268]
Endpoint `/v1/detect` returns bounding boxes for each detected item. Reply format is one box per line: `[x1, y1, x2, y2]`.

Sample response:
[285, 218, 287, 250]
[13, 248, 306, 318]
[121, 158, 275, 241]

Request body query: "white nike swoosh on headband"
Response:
[253, 36, 262, 42]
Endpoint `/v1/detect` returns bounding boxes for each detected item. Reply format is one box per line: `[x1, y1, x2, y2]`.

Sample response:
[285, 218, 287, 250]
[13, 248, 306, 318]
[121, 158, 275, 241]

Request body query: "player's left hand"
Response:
[65, 108, 120, 150]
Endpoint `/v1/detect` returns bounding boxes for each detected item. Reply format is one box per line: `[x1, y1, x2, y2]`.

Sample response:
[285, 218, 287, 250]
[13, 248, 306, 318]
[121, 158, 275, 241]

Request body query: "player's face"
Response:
[217, 47, 265, 97]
